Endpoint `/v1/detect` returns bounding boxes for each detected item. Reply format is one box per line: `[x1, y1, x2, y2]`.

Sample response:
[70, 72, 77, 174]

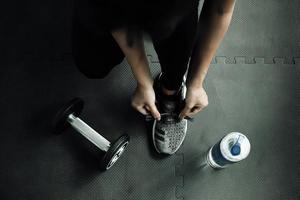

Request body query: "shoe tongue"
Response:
[161, 113, 180, 123]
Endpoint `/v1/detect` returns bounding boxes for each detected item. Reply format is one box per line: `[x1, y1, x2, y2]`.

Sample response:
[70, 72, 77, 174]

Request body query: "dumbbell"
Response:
[52, 98, 129, 171]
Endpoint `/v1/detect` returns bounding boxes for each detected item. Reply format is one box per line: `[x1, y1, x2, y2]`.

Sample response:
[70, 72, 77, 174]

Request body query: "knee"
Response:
[75, 62, 112, 79]
[79, 68, 110, 79]
[73, 57, 124, 79]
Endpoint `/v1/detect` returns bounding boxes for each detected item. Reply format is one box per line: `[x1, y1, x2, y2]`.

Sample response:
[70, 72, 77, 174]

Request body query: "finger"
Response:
[136, 106, 149, 115]
[179, 106, 191, 119]
[189, 106, 203, 115]
[148, 103, 161, 120]
[144, 105, 153, 115]
[144, 105, 151, 111]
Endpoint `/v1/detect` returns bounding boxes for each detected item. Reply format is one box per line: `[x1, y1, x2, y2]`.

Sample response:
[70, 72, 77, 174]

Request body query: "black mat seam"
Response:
[148, 55, 300, 65]
[175, 153, 184, 200]
[296, 66, 300, 199]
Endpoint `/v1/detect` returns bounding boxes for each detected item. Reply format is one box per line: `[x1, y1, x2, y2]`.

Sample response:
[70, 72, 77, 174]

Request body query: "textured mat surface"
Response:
[0, 0, 299, 199]
[175, 60, 300, 200]
[0, 59, 298, 200]
[146, 0, 300, 63]
[0, 61, 180, 200]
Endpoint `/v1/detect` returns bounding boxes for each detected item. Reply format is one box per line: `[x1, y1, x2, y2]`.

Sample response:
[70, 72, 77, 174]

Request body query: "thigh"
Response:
[72, 1, 124, 79]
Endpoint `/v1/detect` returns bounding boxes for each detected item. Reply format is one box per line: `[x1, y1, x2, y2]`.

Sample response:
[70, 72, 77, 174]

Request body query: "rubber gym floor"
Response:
[0, 0, 299, 200]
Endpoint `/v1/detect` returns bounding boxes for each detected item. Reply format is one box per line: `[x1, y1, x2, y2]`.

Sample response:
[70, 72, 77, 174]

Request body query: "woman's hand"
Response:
[112, 29, 160, 120]
[131, 84, 161, 120]
[179, 85, 208, 119]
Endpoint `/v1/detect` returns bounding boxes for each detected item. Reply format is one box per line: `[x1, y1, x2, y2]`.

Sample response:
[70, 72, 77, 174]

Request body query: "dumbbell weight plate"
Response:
[53, 98, 84, 134]
[101, 134, 130, 170]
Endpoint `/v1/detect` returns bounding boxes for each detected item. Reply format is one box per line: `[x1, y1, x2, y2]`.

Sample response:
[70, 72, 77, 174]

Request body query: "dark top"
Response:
[75, 0, 199, 40]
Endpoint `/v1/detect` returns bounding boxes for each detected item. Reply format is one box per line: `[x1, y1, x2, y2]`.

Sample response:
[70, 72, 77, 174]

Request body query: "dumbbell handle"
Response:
[67, 114, 110, 152]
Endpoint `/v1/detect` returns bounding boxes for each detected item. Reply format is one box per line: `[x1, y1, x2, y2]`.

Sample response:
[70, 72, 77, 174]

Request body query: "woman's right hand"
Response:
[131, 84, 161, 120]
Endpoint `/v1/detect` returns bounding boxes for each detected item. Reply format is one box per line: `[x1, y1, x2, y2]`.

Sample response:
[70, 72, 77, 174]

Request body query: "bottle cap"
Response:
[220, 132, 251, 162]
[231, 144, 241, 156]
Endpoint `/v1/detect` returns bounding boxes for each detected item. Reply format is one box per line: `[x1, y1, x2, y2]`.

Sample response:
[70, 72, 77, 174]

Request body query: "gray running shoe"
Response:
[152, 113, 187, 154]
[152, 73, 188, 154]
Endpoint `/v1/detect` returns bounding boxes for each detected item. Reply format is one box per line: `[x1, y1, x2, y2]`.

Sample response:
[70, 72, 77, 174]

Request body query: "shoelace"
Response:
[145, 113, 194, 123]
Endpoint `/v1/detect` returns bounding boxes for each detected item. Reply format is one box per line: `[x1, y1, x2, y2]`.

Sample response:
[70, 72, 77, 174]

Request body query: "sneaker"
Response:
[152, 73, 188, 154]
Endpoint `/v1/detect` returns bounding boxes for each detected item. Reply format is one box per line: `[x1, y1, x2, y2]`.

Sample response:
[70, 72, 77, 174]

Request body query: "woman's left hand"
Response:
[179, 86, 209, 119]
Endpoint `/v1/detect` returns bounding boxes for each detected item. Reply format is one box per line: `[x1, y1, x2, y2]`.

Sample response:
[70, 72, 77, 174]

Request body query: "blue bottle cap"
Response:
[231, 144, 241, 156]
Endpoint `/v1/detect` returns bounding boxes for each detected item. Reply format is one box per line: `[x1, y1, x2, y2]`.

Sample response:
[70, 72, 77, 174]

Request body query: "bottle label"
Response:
[211, 141, 235, 167]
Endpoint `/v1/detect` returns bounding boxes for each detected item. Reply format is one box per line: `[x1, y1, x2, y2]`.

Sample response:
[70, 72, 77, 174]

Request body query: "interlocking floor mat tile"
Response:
[175, 61, 300, 200]
[0, 61, 180, 200]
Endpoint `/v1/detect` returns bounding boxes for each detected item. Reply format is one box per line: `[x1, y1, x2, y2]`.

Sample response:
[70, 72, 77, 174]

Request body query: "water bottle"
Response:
[206, 132, 251, 169]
